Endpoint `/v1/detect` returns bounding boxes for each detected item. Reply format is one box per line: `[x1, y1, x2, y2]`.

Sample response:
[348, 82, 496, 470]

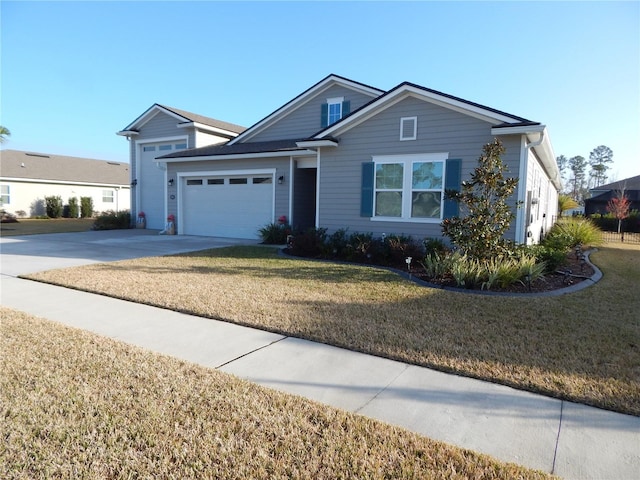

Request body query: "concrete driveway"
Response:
[0, 229, 259, 277]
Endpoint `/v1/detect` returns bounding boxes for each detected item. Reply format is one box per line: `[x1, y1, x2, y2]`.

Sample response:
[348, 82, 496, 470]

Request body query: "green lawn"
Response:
[0, 218, 95, 236]
[1, 308, 552, 479]
[24, 243, 640, 416]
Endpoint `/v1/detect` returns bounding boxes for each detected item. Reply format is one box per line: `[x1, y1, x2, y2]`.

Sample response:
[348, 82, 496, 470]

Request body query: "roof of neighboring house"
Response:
[590, 174, 640, 193]
[118, 104, 246, 136]
[0, 150, 130, 185]
[159, 138, 314, 159]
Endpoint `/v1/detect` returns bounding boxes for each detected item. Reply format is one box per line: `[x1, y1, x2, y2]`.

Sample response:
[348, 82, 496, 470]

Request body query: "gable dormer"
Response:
[229, 74, 383, 144]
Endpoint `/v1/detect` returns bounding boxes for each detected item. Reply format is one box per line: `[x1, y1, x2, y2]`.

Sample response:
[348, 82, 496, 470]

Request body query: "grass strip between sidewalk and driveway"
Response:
[1, 308, 552, 479]
[24, 243, 640, 416]
[0, 218, 95, 236]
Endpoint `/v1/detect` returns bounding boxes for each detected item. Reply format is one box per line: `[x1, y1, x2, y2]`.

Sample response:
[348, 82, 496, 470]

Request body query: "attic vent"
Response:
[25, 153, 50, 158]
[400, 117, 417, 141]
[107, 162, 121, 165]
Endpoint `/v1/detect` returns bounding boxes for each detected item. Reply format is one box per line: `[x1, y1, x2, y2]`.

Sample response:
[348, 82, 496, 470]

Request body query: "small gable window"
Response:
[400, 117, 417, 141]
[321, 97, 351, 128]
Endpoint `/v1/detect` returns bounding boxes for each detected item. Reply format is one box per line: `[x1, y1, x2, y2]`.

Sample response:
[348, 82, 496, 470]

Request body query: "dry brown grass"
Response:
[1, 308, 552, 479]
[0, 218, 95, 236]
[24, 243, 640, 416]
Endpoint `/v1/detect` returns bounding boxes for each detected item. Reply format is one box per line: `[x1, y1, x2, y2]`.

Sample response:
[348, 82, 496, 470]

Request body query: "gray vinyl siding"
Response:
[248, 85, 378, 142]
[166, 157, 291, 223]
[318, 96, 523, 241]
[129, 111, 196, 218]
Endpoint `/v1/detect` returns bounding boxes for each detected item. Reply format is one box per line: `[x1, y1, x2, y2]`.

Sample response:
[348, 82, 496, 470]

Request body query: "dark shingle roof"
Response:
[591, 174, 640, 192]
[159, 138, 315, 159]
[158, 105, 246, 134]
[0, 150, 129, 185]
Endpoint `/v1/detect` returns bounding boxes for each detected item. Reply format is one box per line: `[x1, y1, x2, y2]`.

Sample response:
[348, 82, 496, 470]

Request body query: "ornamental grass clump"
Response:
[545, 217, 603, 248]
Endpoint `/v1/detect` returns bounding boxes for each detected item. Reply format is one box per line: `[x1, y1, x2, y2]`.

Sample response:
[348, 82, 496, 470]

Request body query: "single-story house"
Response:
[584, 175, 640, 216]
[118, 74, 561, 243]
[0, 150, 130, 217]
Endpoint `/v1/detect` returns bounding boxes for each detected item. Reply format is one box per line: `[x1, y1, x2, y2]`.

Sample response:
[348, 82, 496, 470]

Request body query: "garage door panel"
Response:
[182, 176, 273, 239]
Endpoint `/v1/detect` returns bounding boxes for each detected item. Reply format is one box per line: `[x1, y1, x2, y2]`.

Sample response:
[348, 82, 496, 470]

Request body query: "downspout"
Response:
[517, 130, 545, 244]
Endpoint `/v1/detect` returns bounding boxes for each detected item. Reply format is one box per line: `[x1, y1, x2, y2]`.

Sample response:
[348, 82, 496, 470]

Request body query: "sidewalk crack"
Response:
[551, 400, 564, 475]
[354, 364, 410, 414]
[215, 336, 287, 369]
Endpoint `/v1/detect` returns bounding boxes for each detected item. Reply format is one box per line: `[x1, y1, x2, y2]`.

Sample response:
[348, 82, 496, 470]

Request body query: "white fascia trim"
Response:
[318, 86, 519, 139]
[163, 150, 317, 163]
[1, 177, 130, 188]
[296, 140, 338, 148]
[116, 130, 139, 137]
[230, 75, 383, 145]
[176, 122, 241, 138]
[491, 124, 545, 136]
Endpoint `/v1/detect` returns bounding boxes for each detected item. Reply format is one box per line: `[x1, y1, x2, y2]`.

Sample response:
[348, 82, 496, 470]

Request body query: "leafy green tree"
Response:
[441, 139, 519, 260]
[589, 145, 613, 187]
[45, 196, 63, 218]
[0, 126, 10, 143]
[568, 155, 587, 202]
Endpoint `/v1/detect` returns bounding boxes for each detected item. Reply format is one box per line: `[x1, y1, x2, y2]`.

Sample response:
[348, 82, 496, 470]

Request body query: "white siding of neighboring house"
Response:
[1, 179, 130, 217]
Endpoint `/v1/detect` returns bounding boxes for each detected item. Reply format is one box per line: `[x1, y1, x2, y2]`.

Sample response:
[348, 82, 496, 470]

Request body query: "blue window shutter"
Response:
[443, 158, 462, 219]
[342, 100, 351, 117]
[320, 103, 328, 128]
[361, 162, 374, 217]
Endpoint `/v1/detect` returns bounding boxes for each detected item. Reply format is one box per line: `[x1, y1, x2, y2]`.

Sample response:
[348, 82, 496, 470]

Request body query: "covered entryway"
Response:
[181, 173, 274, 239]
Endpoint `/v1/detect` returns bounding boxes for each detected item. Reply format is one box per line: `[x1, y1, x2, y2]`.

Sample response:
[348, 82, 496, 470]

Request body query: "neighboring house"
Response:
[584, 175, 640, 216]
[0, 150, 130, 217]
[117, 104, 246, 229]
[119, 75, 561, 243]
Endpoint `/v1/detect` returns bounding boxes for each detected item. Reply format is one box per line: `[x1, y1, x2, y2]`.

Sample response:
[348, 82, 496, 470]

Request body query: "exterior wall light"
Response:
[278, 175, 285, 184]
[168, 178, 175, 187]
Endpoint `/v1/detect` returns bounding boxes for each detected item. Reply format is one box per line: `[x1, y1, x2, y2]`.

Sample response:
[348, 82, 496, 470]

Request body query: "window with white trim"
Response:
[327, 97, 343, 125]
[374, 154, 446, 221]
[1, 185, 10, 205]
[102, 190, 114, 203]
[400, 117, 417, 141]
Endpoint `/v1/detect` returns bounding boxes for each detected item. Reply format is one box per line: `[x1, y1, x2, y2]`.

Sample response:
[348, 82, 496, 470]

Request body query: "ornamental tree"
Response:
[606, 191, 631, 234]
[442, 139, 519, 260]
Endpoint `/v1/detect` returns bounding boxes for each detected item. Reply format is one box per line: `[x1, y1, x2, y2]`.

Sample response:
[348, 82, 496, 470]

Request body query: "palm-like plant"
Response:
[0, 126, 10, 144]
[558, 194, 579, 217]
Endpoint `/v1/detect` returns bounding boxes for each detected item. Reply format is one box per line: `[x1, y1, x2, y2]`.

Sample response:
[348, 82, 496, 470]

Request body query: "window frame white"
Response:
[102, 189, 114, 203]
[372, 153, 448, 223]
[400, 116, 417, 141]
[0, 184, 10, 205]
[326, 96, 344, 125]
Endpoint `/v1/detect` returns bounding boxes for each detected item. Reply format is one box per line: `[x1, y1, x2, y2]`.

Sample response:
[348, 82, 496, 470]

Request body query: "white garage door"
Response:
[138, 142, 186, 229]
[182, 174, 274, 239]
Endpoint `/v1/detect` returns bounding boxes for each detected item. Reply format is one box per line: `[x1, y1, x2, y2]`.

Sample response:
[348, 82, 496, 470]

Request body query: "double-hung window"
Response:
[102, 190, 114, 203]
[0, 185, 10, 205]
[321, 97, 351, 127]
[373, 154, 446, 221]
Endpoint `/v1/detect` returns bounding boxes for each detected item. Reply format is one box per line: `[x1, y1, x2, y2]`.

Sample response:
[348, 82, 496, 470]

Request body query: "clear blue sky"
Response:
[2, 1, 638, 183]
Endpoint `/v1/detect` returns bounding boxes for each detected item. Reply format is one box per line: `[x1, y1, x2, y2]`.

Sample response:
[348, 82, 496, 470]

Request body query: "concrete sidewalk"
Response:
[1, 231, 638, 479]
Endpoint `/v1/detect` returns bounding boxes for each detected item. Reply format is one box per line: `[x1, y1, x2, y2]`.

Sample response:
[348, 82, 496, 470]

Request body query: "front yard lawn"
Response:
[24, 243, 640, 416]
[0, 218, 95, 236]
[1, 308, 551, 479]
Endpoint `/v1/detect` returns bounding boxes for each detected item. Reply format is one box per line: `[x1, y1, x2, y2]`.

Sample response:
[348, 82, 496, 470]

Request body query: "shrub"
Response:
[92, 210, 131, 230]
[68, 197, 79, 218]
[15, 210, 27, 218]
[259, 222, 291, 244]
[327, 228, 351, 258]
[289, 227, 328, 257]
[423, 237, 449, 256]
[442, 139, 520, 260]
[80, 196, 94, 218]
[1, 210, 18, 223]
[384, 234, 424, 265]
[44, 196, 63, 218]
[527, 245, 567, 273]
